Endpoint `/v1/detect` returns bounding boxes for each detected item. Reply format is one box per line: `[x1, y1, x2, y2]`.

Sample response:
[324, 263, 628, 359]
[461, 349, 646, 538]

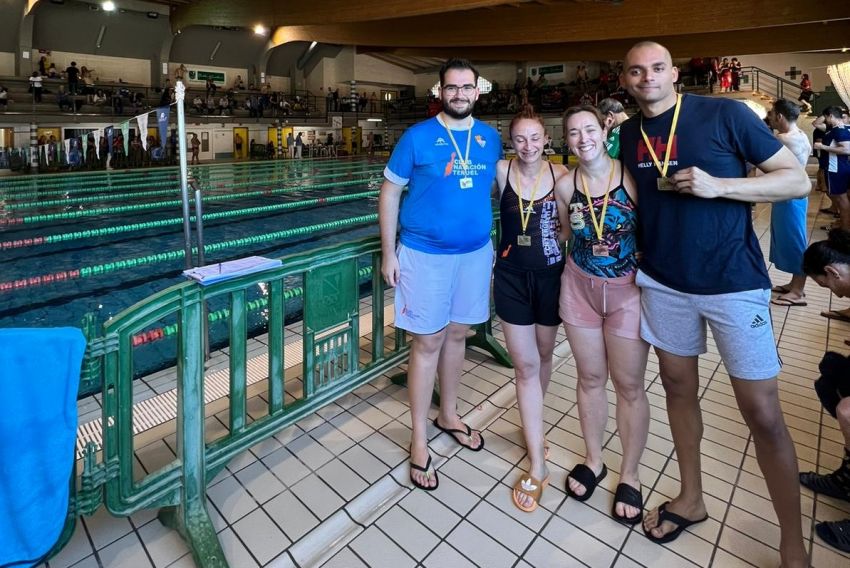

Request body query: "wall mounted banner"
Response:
[157, 106, 170, 149]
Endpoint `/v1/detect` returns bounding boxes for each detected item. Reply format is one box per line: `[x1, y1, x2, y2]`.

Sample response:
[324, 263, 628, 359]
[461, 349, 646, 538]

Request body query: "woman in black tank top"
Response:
[494, 105, 568, 512]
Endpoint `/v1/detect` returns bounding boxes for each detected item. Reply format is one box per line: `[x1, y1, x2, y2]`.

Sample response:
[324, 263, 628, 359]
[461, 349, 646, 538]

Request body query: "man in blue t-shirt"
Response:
[619, 41, 810, 567]
[379, 58, 501, 491]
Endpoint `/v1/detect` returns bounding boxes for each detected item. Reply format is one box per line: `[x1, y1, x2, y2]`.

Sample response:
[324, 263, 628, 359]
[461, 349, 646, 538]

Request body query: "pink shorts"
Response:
[559, 257, 641, 340]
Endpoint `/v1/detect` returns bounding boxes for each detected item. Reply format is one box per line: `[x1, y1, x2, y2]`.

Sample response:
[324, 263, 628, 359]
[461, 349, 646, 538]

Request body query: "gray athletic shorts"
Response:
[636, 270, 781, 380]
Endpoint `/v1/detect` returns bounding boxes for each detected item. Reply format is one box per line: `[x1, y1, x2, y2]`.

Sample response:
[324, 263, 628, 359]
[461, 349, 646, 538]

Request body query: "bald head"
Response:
[625, 41, 672, 68]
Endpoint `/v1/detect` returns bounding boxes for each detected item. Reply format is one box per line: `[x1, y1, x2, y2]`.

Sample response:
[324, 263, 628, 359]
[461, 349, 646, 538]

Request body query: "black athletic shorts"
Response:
[493, 261, 563, 326]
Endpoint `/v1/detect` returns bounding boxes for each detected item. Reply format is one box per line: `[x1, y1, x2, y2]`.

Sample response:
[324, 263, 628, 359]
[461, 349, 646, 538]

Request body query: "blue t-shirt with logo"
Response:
[620, 94, 782, 295]
[384, 116, 502, 254]
[824, 125, 850, 173]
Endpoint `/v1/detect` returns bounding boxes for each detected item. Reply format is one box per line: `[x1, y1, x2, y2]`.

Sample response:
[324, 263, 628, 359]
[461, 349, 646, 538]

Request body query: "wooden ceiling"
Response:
[168, 0, 850, 61]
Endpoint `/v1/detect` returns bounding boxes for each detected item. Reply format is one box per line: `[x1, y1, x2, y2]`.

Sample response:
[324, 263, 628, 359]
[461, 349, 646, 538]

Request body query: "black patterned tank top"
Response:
[497, 160, 563, 270]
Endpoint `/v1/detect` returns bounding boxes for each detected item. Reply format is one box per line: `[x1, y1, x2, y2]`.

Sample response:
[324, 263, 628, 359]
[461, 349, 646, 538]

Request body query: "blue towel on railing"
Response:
[0, 328, 86, 568]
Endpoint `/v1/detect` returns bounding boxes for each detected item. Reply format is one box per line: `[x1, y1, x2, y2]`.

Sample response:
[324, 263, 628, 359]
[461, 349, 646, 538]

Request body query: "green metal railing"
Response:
[58, 234, 510, 567]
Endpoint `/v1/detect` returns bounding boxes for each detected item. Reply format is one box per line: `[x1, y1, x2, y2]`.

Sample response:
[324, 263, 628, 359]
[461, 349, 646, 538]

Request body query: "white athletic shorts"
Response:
[394, 242, 494, 335]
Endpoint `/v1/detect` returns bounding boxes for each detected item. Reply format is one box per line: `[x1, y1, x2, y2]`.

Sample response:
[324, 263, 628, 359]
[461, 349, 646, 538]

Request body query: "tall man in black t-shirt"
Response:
[619, 41, 810, 568]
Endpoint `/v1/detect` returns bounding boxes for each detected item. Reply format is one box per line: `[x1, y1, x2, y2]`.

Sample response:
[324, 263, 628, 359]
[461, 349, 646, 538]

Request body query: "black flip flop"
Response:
[409, 454, 439, 491]
[432, 417, 485, 451]
[642, 501, 708, 544]
[816, 519, 850, 553]
[612, 483, 643, 525]
[566, 463, 607, 502]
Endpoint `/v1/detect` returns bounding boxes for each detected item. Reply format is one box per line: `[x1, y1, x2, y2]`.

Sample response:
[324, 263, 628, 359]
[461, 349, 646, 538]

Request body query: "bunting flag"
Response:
[94, 129, 102, 159]
[81, 135, 87, 161]
[105, 126, 114, 157]
[136, 113, 149, 150]
[157, 106, 170, 149]
[121, 121, 129, 155]
[63, 139, 70, 164]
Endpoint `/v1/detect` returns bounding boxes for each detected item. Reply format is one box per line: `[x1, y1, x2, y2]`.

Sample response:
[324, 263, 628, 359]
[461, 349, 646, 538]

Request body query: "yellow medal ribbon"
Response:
[578, 159, 615, 242]
[437, 113, 473, 177]
[639, 93, 682, 179]
[513, 160, 545, 235]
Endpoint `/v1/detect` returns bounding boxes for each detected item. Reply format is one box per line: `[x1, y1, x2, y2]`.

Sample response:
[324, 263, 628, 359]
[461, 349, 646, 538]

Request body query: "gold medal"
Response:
[592, 242, 609, 257]
[517, 234, 532, 246]
[656, 177, 676, 191]
[459, 177, 473, 189]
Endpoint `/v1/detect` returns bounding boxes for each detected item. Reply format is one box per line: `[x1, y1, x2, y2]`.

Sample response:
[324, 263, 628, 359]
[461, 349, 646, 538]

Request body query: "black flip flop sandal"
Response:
[816, 520, 850, 553]
[642, 501, 708, 544]
[432, 417, 485, 451]
[612, 483, 643, 525]
[566, 463, 607, 502]
[409, 454, 439, 491]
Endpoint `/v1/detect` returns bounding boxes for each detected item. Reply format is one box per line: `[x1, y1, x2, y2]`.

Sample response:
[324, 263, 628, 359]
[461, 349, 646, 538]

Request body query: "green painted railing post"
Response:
[371, 252, 385, 360]
[158, 286, 227, 568]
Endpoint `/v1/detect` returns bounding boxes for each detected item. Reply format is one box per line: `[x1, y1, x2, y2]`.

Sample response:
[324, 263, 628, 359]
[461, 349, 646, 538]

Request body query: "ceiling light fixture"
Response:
[102, 1, 116, 11]
[253, 24, 267, 36]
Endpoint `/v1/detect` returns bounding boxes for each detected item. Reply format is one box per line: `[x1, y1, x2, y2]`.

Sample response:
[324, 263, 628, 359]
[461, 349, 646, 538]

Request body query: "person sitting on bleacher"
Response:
[0, 86, 8, 108]
[218, 95, 230, 115]
[57, 85, 73, 111]
[92, 90, 107, 105]
[192, 95, 205, 114]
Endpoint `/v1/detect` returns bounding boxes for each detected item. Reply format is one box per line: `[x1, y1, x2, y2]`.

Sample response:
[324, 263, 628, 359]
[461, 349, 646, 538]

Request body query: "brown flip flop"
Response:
[822, 310, 850, 323]
[771, 297, 807, 307]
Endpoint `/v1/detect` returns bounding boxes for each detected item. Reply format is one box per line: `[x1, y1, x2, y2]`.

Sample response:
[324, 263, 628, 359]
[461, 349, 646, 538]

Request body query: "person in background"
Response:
[767, 99, 813, 307]
[190, 133, 200, 165]
[29, 72, 43, 103]
[597, 98, 629, 159]
[798, 74, 814, 114]
[799, 229, 850, 554]
[0, 86, 8, 108]
[730, 57, 742, 91]
[66, 61, 80, 95]
[295, 132, 303, 158]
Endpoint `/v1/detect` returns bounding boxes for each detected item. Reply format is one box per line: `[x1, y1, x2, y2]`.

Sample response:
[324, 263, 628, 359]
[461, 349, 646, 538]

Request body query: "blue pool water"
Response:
[0, 158, 385, 387]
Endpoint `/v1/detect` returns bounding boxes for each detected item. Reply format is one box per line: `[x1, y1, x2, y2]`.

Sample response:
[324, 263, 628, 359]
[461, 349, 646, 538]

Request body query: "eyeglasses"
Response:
[442, 84, 476, 96]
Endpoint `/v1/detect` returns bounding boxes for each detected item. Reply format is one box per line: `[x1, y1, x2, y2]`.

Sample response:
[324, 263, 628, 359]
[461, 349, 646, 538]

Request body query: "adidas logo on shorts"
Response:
[750, 314, 768, 329]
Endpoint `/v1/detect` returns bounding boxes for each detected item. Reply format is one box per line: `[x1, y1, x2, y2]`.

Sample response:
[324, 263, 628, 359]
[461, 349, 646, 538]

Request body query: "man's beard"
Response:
[443, 98, 474, 120]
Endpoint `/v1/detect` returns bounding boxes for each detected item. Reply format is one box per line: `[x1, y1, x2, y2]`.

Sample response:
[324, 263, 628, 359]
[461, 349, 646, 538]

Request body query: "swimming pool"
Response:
[0, 157, 385, 384]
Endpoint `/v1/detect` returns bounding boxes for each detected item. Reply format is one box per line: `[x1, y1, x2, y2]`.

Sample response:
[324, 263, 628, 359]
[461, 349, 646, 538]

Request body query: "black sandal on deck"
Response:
[642, 501, 708, 544]
[432, 417, 485, 451]
[565, 463, 607, 502]
[409, 454, 439, 491]
[611, 483, 643, 525]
